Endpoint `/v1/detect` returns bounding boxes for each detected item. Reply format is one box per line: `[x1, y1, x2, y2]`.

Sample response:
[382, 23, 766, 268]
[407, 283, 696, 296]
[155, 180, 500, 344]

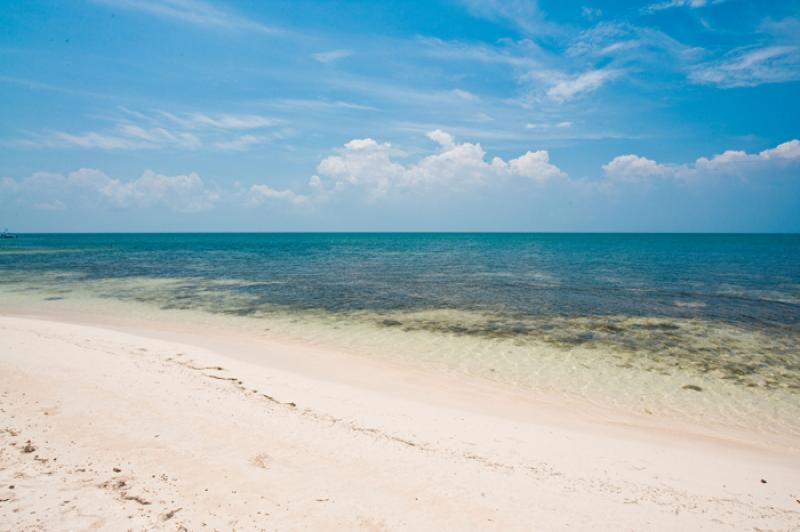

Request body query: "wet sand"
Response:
[1, 314, 799, 530]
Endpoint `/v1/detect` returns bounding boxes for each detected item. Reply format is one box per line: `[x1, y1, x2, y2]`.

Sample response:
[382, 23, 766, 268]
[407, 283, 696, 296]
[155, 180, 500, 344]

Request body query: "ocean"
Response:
[2, 233, 799, 440]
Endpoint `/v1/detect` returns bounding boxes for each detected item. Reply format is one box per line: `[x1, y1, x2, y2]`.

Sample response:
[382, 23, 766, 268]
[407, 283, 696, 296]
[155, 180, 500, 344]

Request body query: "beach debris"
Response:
[206, 374, 239, 383]
[682, 384, 703, 392]
[121, 493, 151, 505]
[113, 467, 121, 473]
[163, 507, 183, 521]
[21, 441, 35, 453]
[760, 478, 767, 484]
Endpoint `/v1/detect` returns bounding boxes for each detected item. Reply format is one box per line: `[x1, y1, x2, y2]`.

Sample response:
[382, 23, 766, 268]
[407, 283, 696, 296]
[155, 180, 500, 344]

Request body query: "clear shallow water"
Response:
[2, 234, 799, 438]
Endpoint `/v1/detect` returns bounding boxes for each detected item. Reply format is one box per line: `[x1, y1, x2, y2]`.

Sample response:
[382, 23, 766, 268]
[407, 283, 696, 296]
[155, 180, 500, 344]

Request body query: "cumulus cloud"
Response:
[246, 129, 565, 205]
[1, 168, 219, 212]
[603, 139, 800, 181]
[249, 184, 309, 206]
[603, 154, 672, 182]
[325, 129, 563, 193]
[695, 139, 800, 169]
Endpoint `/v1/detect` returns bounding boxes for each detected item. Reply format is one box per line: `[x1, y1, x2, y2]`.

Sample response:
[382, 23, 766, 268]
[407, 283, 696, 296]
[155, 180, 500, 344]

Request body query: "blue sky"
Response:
[1, 0, 799, 231]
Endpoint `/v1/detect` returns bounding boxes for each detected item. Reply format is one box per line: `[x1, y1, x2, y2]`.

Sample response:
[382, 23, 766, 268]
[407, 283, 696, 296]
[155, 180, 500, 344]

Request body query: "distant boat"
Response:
[1, 229, 18, 239]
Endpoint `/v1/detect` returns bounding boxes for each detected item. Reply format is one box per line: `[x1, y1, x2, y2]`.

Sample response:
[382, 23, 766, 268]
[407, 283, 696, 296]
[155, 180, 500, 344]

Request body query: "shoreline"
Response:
[1, 313, 799, 530]
[3, 294, 799, 455]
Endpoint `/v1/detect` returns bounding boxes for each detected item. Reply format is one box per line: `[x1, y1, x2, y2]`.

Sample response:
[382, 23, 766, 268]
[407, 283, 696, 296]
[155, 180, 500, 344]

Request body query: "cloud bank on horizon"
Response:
[1, 0, 798, 231]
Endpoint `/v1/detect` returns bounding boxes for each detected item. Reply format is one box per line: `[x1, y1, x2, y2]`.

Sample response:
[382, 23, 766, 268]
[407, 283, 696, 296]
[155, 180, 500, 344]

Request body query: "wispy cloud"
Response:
[455, 0, 560, 35]
[47, 130, 157, 150]
[157, 111, 283, 130]
[266, 99, 378, 112]
[643, 0, 725, 14]
[214, 134, 281, 151]
[526, 121, 572, 129]
[418, 37, 540, 68]
[0, 76, 114, 100]
[312, 49, 353, 64]
[15, 109, 286, 151]
[689, 45, 800, 87]
[90, 0, 277, 33]
[545, 68, 622, 102]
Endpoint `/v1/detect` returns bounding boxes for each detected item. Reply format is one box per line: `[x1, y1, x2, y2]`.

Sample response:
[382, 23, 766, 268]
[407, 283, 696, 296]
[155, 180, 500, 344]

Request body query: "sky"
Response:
[1, 0, 799, 232]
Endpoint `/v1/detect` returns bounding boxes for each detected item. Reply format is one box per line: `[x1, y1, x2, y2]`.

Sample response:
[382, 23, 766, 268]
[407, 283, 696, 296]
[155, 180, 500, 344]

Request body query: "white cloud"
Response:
[525, 121, 573, 129]
[450, 89, 480, 101]
[249, 184, 309, 205]
[158, 112, 281, 130]
[696, 139, 800, 169]
[98, 169, 218, 211]
[117, 124, 202, 149]
[47, 131, 152, 150]
[91, 0, 276, 33]
[42, 127, 202, 151]
[247, 129, 565, 204]
[689, 45, 800, 88]
[312, 49, 353, 63]
[761, 139, 800, 160]
[418, 37, 539, 69]
[214, 134, 270, 151]
[603, 154, 673, 182]
[581, 7, 602, 20]
[456, 0, 558, 35]
[3, 168, 219, 212]
[566, 22, 704, 80]
[643, 0, 723, 13]
[546, 68, 621, 102]
[19, 109, 283, 152]
[506, 150, 565, 184]
[426, 129, 456, 149]
[604, 139, 800, 181]
[315, 129, 564, 196]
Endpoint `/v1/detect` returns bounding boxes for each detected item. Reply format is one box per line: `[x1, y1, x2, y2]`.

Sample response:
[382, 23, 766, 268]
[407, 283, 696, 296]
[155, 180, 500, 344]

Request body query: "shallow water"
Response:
[1, 233, 799, 439]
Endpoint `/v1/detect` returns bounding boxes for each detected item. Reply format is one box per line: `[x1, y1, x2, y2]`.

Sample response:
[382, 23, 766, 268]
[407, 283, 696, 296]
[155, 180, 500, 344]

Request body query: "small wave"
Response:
[674, 300, 707, 308]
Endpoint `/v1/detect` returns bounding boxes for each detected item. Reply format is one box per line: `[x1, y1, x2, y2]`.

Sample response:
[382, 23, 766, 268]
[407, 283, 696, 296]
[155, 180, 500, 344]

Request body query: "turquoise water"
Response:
[2, 233, 799, 437]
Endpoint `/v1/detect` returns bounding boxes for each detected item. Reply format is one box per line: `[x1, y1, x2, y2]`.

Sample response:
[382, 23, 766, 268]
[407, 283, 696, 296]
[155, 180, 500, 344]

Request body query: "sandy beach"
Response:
[1, 313, 798, 531]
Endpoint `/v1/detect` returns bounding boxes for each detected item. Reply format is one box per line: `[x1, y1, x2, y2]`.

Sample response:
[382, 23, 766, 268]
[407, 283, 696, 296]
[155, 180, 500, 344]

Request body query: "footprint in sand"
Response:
[249, 453, 270, 469]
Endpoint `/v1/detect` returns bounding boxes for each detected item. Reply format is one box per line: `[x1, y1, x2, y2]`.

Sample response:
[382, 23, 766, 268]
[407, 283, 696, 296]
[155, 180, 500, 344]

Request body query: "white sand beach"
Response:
[1, 313, 799, 531]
